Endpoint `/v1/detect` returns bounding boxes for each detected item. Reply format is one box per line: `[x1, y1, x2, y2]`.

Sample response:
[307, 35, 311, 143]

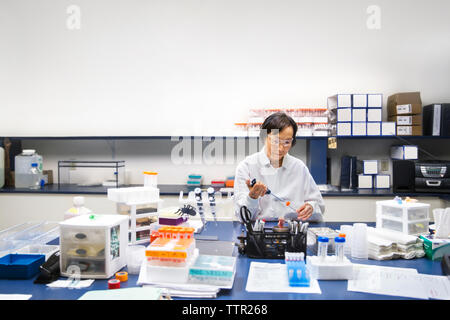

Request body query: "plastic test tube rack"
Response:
[145, 226, 196, 266]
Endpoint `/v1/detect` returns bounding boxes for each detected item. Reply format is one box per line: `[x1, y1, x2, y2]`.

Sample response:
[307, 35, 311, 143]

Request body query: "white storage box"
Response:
[337, 108, 352, 122]
[358, 174, 373, 189]
[368, 94, 383, 108]
[367, 122, 381, 136]
[367, 108, 382, 122]
[381, 122, 396, 135]
[363, 160, 378, 175]
[337, 122, 352, 136]
[337, 94, 352, 108]
[374, 175, 390, 189]
[352, 122, 367, 136]
[352, 94, 367, 108]
[376, 200, 430, 235]
[352, 109, 367, 122]
[306, 256, 353, 280]
[390, 145, 418, 160]
[59, 214, 128, 279]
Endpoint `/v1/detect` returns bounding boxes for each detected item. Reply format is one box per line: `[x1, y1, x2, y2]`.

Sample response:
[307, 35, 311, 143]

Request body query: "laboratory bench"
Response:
[0, 184, 448, 201]
[0, 221, 445, 301]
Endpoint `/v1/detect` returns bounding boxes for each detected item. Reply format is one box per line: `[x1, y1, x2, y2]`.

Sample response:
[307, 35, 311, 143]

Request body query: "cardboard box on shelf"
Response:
[396, 125, 422, 136]
[388, 115, 422, 126]
[387, 92, 422, 116]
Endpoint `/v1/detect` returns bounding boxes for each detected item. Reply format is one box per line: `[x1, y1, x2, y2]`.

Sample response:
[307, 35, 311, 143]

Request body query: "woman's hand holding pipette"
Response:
[246, 179, 268, 199]
[297, 203, 313, 221]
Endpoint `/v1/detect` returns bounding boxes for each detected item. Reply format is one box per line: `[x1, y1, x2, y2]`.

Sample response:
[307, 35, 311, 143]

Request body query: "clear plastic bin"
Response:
[58, 160, 125, 188]
[0, 222, 41, 240]
[1, 222, 59, 243]
[0, 240, 31, 258]
[15, 244, 59, 261]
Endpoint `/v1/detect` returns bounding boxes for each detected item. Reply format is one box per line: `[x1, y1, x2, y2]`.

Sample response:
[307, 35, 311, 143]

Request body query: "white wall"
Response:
[1, 0, 450, 136]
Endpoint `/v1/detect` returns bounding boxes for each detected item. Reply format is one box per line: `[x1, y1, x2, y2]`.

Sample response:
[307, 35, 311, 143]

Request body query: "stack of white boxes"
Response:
[358, 160, 391, 189]
[327, 93, 396, 136]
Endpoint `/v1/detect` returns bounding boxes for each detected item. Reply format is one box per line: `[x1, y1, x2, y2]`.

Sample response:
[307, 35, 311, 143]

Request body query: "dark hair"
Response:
[260, 112, 298, 146]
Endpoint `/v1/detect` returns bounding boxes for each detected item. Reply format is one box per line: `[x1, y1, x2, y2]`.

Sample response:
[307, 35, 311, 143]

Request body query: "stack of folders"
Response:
[328, 93, 396, 136]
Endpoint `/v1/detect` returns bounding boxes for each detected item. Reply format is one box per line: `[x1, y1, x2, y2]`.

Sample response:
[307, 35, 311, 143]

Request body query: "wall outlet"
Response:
[380, 159, 389, 172]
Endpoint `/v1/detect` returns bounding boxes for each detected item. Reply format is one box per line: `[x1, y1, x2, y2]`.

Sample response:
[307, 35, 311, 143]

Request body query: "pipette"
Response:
[194, 188, 207, 230]
[250, 178, 298, 213]
[206, 187, 218, 226]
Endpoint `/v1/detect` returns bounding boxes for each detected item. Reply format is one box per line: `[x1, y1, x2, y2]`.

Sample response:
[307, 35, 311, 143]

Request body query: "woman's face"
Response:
[265, 126, 294, 162]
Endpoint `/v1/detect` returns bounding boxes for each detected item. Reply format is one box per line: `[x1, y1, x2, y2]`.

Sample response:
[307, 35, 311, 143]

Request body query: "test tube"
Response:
[335, 236, 345, 262]
[317, 237, 329, 262]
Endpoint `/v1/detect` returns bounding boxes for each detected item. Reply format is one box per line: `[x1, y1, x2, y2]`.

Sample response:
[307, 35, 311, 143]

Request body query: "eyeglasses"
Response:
[268, 135, 293, 147]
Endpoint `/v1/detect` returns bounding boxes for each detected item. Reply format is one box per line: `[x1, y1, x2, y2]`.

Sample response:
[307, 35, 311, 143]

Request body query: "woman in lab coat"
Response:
[234, 112, 325, 226]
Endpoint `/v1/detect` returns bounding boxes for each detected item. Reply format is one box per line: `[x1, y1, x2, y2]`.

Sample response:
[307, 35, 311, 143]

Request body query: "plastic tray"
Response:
[0, 254, 45, 279]
[15, 244, 59, 261]
[0, 240, 31, 258]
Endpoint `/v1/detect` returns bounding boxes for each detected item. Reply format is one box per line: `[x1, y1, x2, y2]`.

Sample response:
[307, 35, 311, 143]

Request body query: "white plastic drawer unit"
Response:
[375, 200, 430, 235]
[59, 214, 128, 279]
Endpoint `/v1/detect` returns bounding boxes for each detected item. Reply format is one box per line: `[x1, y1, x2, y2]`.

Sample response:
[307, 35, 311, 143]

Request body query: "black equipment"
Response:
[423, 104, 450, 136]
[392, 160, 416, 193]
[340, 156, 358, 189]
[415, 161, 450, 193]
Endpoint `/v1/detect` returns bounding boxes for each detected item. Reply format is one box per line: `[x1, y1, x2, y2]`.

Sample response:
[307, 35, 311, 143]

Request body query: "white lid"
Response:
[22, 149, 36, 155]
[377, 200, 430, 208]
[59, 214, 128, 227]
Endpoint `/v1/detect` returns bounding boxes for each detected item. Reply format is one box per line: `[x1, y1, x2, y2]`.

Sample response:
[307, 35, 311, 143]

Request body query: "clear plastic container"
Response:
[0, 222, 41, 241]
[351, 223, 368, 259]
[64, 196, 93, 220]
[0, 240, 31, 258]
[143, 172, 158, 187]
[58, 160, 125, 188]
[15, 244, 59, 261]
[126, 245, 146, 274]
[334, 237, 345, 262]
[317, 237, 328, 261]
[29, 163, 44, 189]
[15, 150, 43, 188]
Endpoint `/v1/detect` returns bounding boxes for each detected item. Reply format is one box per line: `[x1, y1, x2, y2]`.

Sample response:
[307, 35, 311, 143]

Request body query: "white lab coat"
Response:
[234, 146, 325, 222]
